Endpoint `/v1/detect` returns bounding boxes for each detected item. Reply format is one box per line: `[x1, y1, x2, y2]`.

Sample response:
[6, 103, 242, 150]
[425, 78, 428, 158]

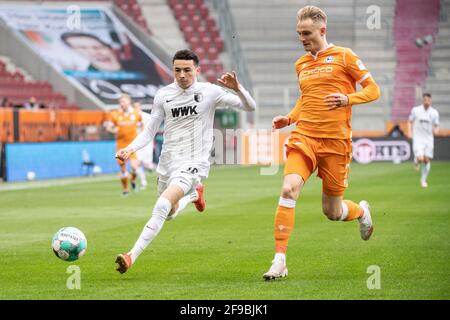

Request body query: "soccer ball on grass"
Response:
[52, 227, 87, 262]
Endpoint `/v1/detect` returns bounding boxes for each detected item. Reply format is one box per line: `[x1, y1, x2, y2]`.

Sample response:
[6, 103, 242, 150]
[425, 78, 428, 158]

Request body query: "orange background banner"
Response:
[0, 108, 108, 143]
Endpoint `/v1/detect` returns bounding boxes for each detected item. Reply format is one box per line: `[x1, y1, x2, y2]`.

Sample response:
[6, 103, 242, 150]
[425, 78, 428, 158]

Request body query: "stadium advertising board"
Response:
[240, 132, 422, 165]
[352, 138, 412, 164]
[5, 141, 117, 182]
[0, 5, 172, 107]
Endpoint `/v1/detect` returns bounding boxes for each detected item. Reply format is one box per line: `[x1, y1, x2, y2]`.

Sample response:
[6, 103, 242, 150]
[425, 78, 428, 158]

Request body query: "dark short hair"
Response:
[423, 93, 432, 98]
[61, 32, 111, 48]
[172, 49, 199, 66]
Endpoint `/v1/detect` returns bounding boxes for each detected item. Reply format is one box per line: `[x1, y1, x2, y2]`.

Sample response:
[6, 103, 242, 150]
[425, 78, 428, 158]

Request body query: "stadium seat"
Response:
[196, 26, 208, 39]
[191, 15, 202, 29]
[199, 4, 209, 19]
[169, 0, 225, 82]
[207, 47, 218, 60]
[194, 0, 204, 7]
[186, 4, 197, 17]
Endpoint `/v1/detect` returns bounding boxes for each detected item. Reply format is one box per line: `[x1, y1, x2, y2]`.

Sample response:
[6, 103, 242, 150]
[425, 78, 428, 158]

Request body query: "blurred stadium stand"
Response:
[425, 0, 450, 129]
[168, 0, 225, 83]
[0, 0, 449, 143]
[0, 56, 77, 110]
[392, 0, 440, 120]
[227, 0, 449, 133]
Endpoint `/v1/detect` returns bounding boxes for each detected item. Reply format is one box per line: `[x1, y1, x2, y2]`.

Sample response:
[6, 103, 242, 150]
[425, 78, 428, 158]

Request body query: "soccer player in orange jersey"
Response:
[263, 6, 381, 280]
[107, 94, 142, 196]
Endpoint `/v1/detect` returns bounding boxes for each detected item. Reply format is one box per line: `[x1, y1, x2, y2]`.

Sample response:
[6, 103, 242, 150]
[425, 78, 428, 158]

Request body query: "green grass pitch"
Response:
[0, 162, 449, 299]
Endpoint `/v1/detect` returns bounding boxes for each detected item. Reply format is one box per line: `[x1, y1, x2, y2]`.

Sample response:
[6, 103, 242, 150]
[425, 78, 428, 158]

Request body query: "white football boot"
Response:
[358, 201, 374, 241]
[263, 255, 288, 281]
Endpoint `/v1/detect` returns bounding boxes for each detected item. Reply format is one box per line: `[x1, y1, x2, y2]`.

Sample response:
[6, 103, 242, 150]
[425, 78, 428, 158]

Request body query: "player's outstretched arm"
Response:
[217, 71, 256, 112]
[115, 95, 165, 161]
[325, 78, 380, 110]
[105, 121, 118, 134]
[127, 113, 164, 154]
[407, 121, 413, 139]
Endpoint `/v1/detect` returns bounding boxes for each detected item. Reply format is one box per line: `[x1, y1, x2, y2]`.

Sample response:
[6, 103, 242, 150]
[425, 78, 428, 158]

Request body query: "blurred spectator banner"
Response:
[0, 5, 172, 107]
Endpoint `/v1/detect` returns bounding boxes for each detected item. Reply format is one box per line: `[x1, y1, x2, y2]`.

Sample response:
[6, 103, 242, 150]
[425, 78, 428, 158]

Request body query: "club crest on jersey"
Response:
[325, 56, 334, 63]
[194, 93, 203, 102]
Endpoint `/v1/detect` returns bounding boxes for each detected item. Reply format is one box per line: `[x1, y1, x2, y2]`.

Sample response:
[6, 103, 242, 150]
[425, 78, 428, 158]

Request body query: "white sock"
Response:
[339, 201, 349, 221]
[137, 166, 147, 186]
[274, 252, 286, 263]
[166, 191, 198, 221]
[421, 162, 431, 183]
[128, 197, 172, 264]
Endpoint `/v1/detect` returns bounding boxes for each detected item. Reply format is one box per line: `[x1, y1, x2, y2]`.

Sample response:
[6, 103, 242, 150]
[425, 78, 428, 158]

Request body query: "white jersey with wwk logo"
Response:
[129, 80, 256, 178]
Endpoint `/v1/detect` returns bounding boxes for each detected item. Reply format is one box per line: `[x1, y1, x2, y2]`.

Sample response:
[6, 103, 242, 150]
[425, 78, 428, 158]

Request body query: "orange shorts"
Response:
[284, 134, 352, 196]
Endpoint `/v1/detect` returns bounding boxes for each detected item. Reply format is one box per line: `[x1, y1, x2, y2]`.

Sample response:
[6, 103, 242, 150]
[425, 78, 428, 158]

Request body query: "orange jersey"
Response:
[109, 108, 142, 148]
[288, 44, 375, 139]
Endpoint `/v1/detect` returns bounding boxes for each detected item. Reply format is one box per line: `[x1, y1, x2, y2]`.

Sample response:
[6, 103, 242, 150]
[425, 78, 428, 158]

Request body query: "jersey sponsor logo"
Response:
[299, 66, 333, 78]
[171, 105, 198, 118]
[325, 56, 334, 63]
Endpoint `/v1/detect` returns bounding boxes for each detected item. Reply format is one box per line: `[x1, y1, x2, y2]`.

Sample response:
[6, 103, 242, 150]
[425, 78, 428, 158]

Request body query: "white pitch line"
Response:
[0, 174, 119, 192]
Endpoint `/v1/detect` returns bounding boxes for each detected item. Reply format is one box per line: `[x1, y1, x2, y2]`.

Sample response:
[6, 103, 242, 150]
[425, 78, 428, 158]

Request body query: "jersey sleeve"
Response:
[344, 48, 372, 84]
[214, 84, 256, 111]
[408, 108, 416, 122]
[287, 97, 302, 123]
[128, 93, 165, 152]
[433, 110, 440, 126]
[109, 111, 117, 126]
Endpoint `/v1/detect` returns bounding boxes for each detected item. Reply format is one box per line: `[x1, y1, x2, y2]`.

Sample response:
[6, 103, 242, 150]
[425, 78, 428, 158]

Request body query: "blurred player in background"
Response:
[106, 94, 142, 196]
[114, 49, 256, 274]
[263, 6, 380, 280]
[407, 93, 439, 188]
[133, 101, 153, 190]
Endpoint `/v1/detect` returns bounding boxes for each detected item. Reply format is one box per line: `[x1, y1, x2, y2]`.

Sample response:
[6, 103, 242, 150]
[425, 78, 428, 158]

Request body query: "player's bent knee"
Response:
[281, 184, 299, 200]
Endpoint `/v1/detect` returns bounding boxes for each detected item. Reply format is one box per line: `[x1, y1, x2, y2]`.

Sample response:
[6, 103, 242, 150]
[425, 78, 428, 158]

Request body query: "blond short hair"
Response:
[297, 6, 327, 25]
[119, 94, 130, 101]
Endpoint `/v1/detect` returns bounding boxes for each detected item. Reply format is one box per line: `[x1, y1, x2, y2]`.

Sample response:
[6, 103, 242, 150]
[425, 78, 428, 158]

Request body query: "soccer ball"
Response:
[92, 165, 102, 175]
[52, 227, 87, 262]
[26, 171, 36, 181]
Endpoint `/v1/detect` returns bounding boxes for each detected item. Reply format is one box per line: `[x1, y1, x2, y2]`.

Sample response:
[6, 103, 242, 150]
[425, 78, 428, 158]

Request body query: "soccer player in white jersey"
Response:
[114, 49, 256, 274]
[407, 93, 439, 188]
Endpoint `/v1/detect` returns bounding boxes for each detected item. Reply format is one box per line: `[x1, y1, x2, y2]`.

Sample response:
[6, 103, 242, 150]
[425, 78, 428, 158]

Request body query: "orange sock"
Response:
[274, 198, 296, 254]
[120, 176, 128, 192]
[342, 200, 364, 221]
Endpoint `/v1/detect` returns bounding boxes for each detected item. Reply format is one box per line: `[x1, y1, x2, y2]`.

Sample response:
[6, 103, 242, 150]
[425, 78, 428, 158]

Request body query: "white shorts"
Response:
[157, 164, 203, 196]
[413, 140, 434, 159]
